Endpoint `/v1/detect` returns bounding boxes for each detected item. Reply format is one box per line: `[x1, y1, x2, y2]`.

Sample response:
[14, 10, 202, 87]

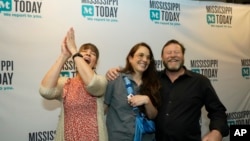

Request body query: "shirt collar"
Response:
[120, 73, 134, 81]
[160, 66, 193, 78]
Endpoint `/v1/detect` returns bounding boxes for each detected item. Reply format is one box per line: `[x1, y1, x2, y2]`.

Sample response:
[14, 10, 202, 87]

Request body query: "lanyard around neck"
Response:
[123, 76, 139, 113]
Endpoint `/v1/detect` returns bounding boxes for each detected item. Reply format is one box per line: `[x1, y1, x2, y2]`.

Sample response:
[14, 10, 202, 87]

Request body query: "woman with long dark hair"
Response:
[104, 42, 160, 141]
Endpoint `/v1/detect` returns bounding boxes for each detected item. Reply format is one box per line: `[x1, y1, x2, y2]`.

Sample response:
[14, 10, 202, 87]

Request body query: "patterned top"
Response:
[63, 77, 98, 141]
[39, 74, 108, 141]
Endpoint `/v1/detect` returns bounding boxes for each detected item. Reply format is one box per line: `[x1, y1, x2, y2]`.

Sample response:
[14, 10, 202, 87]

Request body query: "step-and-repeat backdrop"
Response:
[1, 0, 250, 140]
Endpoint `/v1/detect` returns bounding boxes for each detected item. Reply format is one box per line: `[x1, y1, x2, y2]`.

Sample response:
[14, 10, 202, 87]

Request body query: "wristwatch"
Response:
[72, 52, 83, 60]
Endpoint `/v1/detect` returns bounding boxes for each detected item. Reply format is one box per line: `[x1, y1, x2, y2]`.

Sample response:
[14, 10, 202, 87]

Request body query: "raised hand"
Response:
[61, 36, 71, 59]
[66, 27, 78, 55]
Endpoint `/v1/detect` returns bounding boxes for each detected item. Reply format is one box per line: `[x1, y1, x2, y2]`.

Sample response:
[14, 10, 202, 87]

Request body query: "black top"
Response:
[155, 67, 229, 141]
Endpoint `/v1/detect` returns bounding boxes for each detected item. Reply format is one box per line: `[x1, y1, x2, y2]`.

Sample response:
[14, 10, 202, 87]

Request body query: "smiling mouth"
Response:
[168, 59, 179, 62]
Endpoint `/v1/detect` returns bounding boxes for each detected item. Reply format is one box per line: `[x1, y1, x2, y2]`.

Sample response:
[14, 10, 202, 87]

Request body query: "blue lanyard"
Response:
[123, 76, 139, 113]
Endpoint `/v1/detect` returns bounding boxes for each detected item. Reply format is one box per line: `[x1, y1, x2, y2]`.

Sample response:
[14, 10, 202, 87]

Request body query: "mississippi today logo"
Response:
[0, 0, 12, 12]
[60, 60, 76, 78]
[0, 60, 14, 91]
[82, 5, 94, 17]
[150, 10, 160, 21]
[155, 59, 164, 71]
[0, 0, 42, 18]
[149, 0, 181, 26]
[227, 111, 250, 125]
[241, 59, 250, 79]
[81, 0, 118, 22]
[190, 59, 219, 81]
[206, 5, 232, 28]
[29, 130, 56, 141]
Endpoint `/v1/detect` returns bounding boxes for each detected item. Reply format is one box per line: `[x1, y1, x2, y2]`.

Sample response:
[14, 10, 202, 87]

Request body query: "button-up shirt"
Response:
[155, 67, 229, 141]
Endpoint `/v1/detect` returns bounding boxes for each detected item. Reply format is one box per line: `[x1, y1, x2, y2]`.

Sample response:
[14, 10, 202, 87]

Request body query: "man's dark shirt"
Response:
[155, 67, 229, 141]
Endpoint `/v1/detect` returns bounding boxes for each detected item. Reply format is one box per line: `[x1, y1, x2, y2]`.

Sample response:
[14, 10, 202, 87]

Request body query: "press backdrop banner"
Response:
[0, 0, 250, 141]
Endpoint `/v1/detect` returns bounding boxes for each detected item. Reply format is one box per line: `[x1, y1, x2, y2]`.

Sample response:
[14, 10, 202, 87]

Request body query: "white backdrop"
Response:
[1, 0, 250, 141]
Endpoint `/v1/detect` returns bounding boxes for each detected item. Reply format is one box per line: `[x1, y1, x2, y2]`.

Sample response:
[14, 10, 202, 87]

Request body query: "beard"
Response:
[163, 59, 184, 72]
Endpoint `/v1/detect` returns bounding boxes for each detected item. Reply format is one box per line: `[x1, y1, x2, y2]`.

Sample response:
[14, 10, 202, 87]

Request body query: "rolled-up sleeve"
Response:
[204, 79, 229, 137]
[86, 74, 108, 97]
[39, 77, 68, 100]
